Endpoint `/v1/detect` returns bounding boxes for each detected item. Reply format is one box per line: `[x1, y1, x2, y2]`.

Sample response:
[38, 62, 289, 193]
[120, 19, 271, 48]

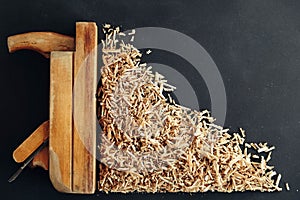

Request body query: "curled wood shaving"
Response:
[97, 25, 282, 193]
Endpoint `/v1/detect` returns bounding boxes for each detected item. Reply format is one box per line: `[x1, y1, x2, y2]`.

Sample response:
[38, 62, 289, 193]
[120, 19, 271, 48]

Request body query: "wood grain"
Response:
[13, 120, 49, 163]
[73, 22, 97, 194]
[49, 51, 73, 193]
[7, 32, 75, 58]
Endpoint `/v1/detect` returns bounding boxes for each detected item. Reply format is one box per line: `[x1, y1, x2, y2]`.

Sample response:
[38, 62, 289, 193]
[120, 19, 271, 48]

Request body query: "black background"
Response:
[0, 0, 299, 200]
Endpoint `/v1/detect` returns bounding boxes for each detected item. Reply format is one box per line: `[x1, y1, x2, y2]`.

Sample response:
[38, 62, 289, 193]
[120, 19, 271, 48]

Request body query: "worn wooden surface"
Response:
[32, 146, 49, 170]
[13, 120, 49, 163]
[7, 32, 75, 58]
[73, 22, 97, 194]
[49, 51, 73, 193]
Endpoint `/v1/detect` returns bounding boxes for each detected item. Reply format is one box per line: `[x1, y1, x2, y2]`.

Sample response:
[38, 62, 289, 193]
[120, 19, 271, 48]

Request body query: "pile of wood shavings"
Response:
[97, 25, 282, 193]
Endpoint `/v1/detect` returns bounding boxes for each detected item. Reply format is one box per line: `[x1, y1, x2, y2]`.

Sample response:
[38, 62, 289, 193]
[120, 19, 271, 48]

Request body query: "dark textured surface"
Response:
[0, 0, 299, 199]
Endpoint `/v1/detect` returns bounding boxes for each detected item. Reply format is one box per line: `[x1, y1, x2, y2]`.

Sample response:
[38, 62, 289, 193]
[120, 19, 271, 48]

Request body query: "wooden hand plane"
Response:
[8, 22, 98, 194]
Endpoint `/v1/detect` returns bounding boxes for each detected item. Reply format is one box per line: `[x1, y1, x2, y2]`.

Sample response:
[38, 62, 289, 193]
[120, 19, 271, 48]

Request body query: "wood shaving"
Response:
[285, 182, 290, 191]
[128, 29, 136, 35]
[97, 25, 283, 193]
[130, 36, 134, 42]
